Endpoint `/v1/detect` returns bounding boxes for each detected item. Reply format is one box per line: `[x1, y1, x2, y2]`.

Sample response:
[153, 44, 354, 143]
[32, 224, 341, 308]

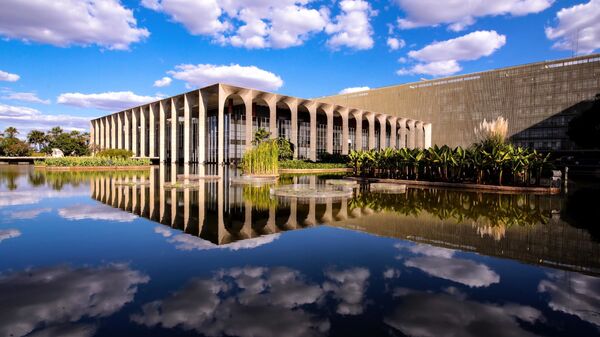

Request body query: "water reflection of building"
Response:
[90, 167, 600, 275]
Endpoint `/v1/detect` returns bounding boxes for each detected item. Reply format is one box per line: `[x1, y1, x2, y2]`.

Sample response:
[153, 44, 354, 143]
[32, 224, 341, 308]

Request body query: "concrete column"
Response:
[197, 165, 205, 234]
[170, 98, 177, 164]
[217, 86, 226, 165]
[149, 104, 156, 157]
[243, 93, 253, 152]
[117, 112, 123, 149]
[159, 164, 165, 221]
[198, 90, 207, 164]
[99, 118, 105, 150]
[159, 101, 166, 162]
[183, 94, 191, 163]
[89, 121, 95, 151]
[341, 108, 349, 155]
[378, 114, 387, 150]
[288, 100, 298, 159]
[407, 119, 416, 149]
[353, 110, 363, 151]
[104, 118, 110, 149]
[389, 117, 398, 149]
[415, 121, 424, 149]
[323, 105, 334, 154]
[124, 110, 130, 151]
[93, 120, 99, 150]
[140, 106, 147, 157]
[286, 197, 298, 228]
[424, 123, 432, 148]
[308, 103, 317, 161]
[149, 166, 155, 220]
[111, 115, 116, 150]
[398, 118, 407, 148]
[268, 98, 277, 139]
[367, 113, 376, 150]
[132, 108, 139, 156]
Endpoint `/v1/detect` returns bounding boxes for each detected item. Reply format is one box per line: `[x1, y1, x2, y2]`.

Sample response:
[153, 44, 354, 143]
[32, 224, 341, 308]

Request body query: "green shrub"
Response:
[242, 140, 279, 175]
[36, 156, 150, 167]
[96, 149, 134, 158]
[279, 160, 348, 170]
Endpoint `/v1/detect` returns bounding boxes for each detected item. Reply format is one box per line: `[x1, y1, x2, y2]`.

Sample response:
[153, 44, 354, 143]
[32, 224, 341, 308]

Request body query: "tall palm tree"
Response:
[27, 130, 47, 151]
[4, 127, 18, 138]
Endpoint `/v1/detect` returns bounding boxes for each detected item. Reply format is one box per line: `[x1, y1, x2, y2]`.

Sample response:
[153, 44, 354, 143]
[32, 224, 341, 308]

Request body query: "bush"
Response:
[242, 140, 279, 175]
[280, 160, 348, 170]
[0, 138, 32, 157]
[97, 149, 134, 159]
[275, 137, 294, 160]
[36, 157, 150, 167]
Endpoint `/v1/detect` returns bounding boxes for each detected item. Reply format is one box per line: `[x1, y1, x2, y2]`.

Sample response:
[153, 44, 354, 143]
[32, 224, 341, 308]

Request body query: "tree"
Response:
[252, 128, 270, 145]
[4, 127, 18, 139]
[27, 130, 47, 151]
[567, 94, 600, 149]
[275, 137, 293, 160]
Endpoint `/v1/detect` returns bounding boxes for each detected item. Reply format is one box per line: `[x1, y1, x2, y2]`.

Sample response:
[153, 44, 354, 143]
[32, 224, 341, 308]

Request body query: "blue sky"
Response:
[0, 0, 598, 134]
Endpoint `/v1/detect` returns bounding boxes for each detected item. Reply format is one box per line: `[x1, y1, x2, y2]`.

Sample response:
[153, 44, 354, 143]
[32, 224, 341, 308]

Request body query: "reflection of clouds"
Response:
[132, 266, 329, 337]
[0, 228, 21, 242]
[5, 207, 52, 220]
[0, 264, 149, 337]
[538, 272, 600, 326]
[383, 268, 401, 279]
[26, 324, 97, 337]
[0, 187, 88, 207]
[59, 204, 137, 222]
[384, 289, 542, 337]
[154, 226, 280, 251]
[398, 242, 500, 288]
[323, 267, 370, 315]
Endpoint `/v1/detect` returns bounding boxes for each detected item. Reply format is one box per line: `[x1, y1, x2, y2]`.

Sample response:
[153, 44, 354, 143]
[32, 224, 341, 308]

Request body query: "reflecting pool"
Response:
[1, 165, 600, 337]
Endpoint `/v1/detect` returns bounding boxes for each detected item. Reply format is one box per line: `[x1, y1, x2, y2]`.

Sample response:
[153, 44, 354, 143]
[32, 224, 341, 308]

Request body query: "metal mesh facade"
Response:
[319, 54, 600, 150]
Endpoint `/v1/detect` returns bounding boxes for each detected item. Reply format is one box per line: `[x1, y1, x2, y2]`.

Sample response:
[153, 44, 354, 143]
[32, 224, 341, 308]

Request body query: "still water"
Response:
[1, 165, 600, 337]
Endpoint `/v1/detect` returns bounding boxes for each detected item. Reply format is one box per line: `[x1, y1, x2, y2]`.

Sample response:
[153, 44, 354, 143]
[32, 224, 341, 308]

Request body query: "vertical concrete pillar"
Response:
[353, 110, 363, 151]
[170, 98, 177, 164]
[308, 103, 317, 161]
[140, 106, 147, 157]
[159, 101, 166, 162]
[407, 119, 416, 149]
[110, 115, 116, 150]
[378, 114, 387, 150]
[149, 104, 156, 157]
[341, 108, 349, 155]
[132, 108, 139, 156]
[424, 123, 432, 148]
[415, 121, 424, 149]
[268, 98, 277, 139]
[288, 99, 298, 159]
[197, 164, 206, 235]
[217, 85, 226, 165]
[389, 117, 398, 149]
[103, 118, 109, 149]
[243, 93, 253, 152]
[117, 112, 123, 149]
[323, 105, 333, 154]
[159, 163, 165, 221]
[198, 90, 207, 164]
[92, 120, 99, 150]
[367, 113, 376, 150]
[183, 94, 191, 163]
[149, 166, 155, 220]
[398, 118, 407, 148]
[89, 121, 95, 151]
[124, 110, 130, 151]
[99, 118, 105, 150]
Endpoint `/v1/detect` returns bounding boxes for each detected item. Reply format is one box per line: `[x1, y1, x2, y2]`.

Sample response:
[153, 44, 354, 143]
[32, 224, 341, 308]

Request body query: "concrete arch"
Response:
[397, 118, 408, 148]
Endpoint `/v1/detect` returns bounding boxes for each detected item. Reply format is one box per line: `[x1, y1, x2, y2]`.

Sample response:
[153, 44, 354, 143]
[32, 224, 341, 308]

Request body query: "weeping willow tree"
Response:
[242, 140, 279, 175]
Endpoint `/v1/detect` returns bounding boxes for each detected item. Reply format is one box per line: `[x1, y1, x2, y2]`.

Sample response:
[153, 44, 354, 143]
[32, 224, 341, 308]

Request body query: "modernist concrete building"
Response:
[321, 54, 600, 151]
[90, 84, 431, 163]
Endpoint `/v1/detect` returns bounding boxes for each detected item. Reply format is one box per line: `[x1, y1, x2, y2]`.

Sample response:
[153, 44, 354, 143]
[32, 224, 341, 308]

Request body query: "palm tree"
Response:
[252, 128, 270, 145]
[27, 130, 47, 151]
[4, 127, 18, 138]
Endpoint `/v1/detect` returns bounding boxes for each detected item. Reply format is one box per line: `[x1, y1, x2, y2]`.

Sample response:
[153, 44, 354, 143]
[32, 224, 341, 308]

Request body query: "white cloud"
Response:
[396, 0, 553, 31]
[155, 226, 280, 251]
[387, 37, 405, 50]
[0, 70, 19, 82]
[323, 267, 370, 315]
[59, 204, 137, 222]
[5, 207, 52, 220]
[153, 76, 172, 87]
[326, 0, 376, 50]
[168, 64, 284, 91]
[143, 0, 327, 49]
[0, 0, 149, 50]
[339, 86, 370, 94]
[0, 103, 90, 134]
[0, 228, 21, 243]
[0, 264, 148, 337]
[538, 271, 600, 326]
[385, 290, 542, 337]
[545, 0, 600, 54]
[1, 90, 50, 104]
[57, 91, 160, 111]
[398, 30, 506, 76]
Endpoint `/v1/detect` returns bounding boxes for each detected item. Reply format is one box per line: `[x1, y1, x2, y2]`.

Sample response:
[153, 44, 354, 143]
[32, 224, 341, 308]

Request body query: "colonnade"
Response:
[90, 84, 432, 163]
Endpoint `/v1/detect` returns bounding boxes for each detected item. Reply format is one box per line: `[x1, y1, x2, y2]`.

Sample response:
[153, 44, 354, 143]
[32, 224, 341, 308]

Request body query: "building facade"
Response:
[90, 84, 431, 163]
[320, 54, 600, 151]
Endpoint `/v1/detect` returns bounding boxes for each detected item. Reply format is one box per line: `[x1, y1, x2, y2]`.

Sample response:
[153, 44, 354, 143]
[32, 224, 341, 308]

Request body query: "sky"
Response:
[0, 0, 599, 135]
